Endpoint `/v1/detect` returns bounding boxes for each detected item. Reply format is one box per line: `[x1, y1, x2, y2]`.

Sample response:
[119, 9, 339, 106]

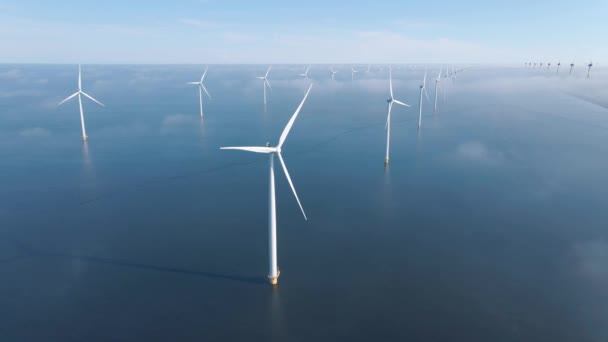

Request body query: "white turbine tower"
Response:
[351, 66, 358, 81]
[186, 66, 211, 118]
[221, 84, 312, 286]
[299, 65, 310, 79]
[418, 72, 430, 129]
[434, 68, 441, 113]
[384, 69, 411, 165]
[58, 64, 104, 141]
[330, 66, 338, 80]
[256, 66, 272, 105]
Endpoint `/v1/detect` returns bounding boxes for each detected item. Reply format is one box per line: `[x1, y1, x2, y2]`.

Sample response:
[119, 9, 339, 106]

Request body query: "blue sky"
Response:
[1, 0, 606, 64]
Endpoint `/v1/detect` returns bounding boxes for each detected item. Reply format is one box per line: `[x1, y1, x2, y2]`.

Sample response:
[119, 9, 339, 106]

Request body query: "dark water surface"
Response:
[0, 64, 607, 341]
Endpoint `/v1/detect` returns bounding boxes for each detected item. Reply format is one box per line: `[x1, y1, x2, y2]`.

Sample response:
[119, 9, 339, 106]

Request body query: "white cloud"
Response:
[573, 240, 608, 282]
[450, 141, 505, 165]
[178, 18, 220, 29]
[19, 127, 50, 137]
[0, 69, 22, 79]
[161, 114, 198, 134]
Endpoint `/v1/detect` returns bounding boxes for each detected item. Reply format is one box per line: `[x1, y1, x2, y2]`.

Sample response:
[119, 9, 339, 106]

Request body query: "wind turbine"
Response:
[384, 69, 411, 165]
[351, 66, 358, 81]
[330, 66, 338, 80]
[547, 62, 551, 70]
[367, 64, 371, 73]
[58, 64, 104, 141]
[186, 66, 211, 118]
[221, 84, 313, 286]
[256, 66, 272, 105]
[556, 61, 561, 75]
[587, 61, 593, 78]
[569, 62, 574, 75]
[418, 72, 430, 129]
[299, 65, 310, 79]
[434, 68, 441, 113]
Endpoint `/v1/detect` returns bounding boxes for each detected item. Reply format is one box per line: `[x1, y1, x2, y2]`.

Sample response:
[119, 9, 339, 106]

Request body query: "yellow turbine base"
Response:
[268, 270, 280, 285]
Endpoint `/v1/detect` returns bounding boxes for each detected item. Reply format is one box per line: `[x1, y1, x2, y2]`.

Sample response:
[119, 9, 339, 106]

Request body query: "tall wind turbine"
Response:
[299, 65, 310, 79]
[384, 69, 411, 165]
[351, 66, 358, 81]
[330, 66, 338, 80]
[556, 61, 561, 75]
[58, 64, 104, 141]
[547, 62, 551, 70]
[367, 64, 371, 73]
[434, 68, 441, 113]
[418, 72, 430, 129]
[587, 61, 593, 78]
[221, 84, 313, 286]
[569, 62, 574, 75]
[186, 66, 211, 118]
[256, 66, 272, 105]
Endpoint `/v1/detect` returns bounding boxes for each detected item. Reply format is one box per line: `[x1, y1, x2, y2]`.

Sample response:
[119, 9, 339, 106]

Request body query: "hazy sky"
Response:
[1, 0, 606, 64]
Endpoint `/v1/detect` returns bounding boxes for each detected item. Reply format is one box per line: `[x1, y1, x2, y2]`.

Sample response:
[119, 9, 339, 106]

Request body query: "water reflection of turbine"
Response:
[270, 286, 285, 339]
[81, 141, 97, 198]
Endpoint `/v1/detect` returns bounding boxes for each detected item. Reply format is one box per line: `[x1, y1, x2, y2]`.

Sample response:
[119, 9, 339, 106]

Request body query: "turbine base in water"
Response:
[268, 270, 280, 285]
[384, 158, 389, 166]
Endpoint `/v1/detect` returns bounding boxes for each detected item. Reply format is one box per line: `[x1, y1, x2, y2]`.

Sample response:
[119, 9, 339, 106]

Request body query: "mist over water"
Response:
[1, 64, 607, 341]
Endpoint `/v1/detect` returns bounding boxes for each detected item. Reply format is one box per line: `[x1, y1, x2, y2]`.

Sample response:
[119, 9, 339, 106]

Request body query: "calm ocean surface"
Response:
[0, 64, 607, 341]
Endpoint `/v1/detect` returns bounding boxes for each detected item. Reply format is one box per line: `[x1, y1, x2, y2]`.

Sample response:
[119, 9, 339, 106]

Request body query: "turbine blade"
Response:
[389, 69, 394, 99]
[385, 102, 393, 130]
[393, 100, 410, 107]
[278, 83, 312, 148]
[201, 84, 211, 99]
[278, 152, 307, 220]
[58, 92, 79, 106]
[78, 64, 82, 90]
[201, 66, 208, 82]
[265, 79, 272, 92]
[80, 91, 105, 107]
[265, 65, 272, 78]
[186, 82, 200, 84]
[256, 76, 265, 79]
[220, 146, 276, 154]
[424, 87, 430, 103]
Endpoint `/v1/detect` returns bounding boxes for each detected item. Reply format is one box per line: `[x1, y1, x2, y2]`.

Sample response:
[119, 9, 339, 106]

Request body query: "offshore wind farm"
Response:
[0, 1, 607, 341]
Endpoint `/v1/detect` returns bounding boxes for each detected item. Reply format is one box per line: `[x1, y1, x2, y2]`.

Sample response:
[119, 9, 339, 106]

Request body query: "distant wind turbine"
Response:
[418, 72, 430, 129]
[547, 62, 551, 70]
[256, 66, 272, 105]
[351, 66, 358, 81]
[58, 64, 104, 141]
[587, 61, 593, 78]
[367, 64, 371, 73]
[556, 61, 561, 75]
[384, 69, 411, 165]
[186, 66, 211, 118]
[569, 62, 574, 75]
[434, 68, 441, 113]
[299, 65, 310, 79]
[221, 84, 313, 286]
[330, 66, 338, 79]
